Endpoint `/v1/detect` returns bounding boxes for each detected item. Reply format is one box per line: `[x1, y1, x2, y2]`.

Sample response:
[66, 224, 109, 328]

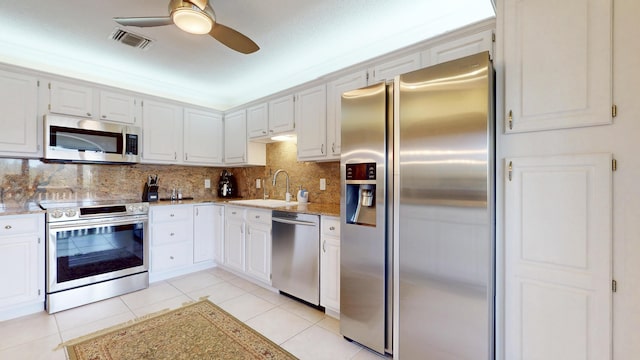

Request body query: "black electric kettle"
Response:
[218, 170, 237, 198]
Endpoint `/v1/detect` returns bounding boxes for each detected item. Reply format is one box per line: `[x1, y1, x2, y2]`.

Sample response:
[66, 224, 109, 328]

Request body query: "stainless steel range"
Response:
[40, 199, 150, 313]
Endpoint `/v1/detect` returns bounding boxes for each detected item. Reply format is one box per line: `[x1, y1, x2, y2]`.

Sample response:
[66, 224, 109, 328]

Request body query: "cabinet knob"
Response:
[4, 225, 11, 230]
[101, 115, 106, 118]
[329, 226, 335, 231]
[255, 215, 260, 219]
[170, 256, 174, 260]
[87, 112, 92, 116]
[170, 214, 175, 217]
[262, 131, 267, 134]
[170, 232, 175, 236]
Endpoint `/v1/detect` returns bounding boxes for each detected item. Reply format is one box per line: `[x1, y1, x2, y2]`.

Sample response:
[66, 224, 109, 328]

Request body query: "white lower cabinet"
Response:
[320, 216, 340, 316]
[193, 204, 216, 263]
[245, 209, 272, 284]
[224, 206, 245, 272]
[212, 204, 225, 265]
[223, 206, 272, 285]
[150, 204, 194, 279]
[0, 213, 45, 321]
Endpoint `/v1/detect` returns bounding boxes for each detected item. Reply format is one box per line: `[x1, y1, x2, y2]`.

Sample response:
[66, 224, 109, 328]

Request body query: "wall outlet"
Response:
[256, 179, 261, 189]
[320, 178, 326, 191]
[204, 179, 211, 189]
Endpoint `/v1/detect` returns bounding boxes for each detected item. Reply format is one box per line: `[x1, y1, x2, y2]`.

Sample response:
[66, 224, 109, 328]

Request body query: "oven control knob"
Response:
[64, 209, 77, 218]
[51, 210, 63, 219]
[127, 205, 134, 212]
[138, 205, 147, 212]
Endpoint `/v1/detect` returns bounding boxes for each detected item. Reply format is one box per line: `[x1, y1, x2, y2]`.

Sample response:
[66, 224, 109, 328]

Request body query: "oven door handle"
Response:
[48, 215, 148, 229]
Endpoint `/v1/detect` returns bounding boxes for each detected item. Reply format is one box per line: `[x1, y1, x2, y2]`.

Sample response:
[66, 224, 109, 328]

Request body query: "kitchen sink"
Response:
[227, 199, 298, 208]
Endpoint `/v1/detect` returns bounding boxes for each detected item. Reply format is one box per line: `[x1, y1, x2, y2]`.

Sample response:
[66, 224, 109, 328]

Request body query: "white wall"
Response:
[496, 0, 640, 358]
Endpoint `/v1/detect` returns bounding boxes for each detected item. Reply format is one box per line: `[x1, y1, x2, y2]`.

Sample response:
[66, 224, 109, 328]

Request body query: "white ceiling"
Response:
[0, 0, 495, 111]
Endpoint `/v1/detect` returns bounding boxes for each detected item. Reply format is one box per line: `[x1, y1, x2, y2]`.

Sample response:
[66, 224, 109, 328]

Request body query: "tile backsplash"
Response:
[0, 141, 339, 206]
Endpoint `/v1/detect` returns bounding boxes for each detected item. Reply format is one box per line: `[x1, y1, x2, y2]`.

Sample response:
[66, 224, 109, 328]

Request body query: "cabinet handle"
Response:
[331, 143, 335, 153]
[196, 208, 199, 216]
[174, 152, 177, 160]
[232, 211, 236, 215]
[101, 115, 106, 118]
[329, 226, 335, 231]
[269, 129, 274, 133]
[170, 232, 175, 236]
[185, 153, 188, 161]
[87, 112, 92, 116]
[170, 214, 175, 217]
[262, 131, 267, 134]
[255, 215, 260, 219]
[4, 225, 11, 230]
[322, 240, 326, 253]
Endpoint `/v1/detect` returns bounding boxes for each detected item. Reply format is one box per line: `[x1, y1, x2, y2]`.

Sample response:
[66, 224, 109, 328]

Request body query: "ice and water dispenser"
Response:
[345, 162, 377, 226]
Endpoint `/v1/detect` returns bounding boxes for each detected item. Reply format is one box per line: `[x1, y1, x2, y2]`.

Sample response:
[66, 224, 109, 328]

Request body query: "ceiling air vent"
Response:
[109, 28, 153, 50]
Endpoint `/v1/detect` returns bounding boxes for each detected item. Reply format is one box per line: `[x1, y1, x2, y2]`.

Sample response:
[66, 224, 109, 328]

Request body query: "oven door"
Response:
[46, 215, 149, 293]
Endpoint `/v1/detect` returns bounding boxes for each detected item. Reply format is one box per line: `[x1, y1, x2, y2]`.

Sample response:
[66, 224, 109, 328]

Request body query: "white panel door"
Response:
[193, 204, 215, 263]
[326, 71, 367, 159]
[212, 205, 225, 265]
[247, 103, 269, 139]
[245, 222, 271, 284]
[426, 29, 494, 66]
[505, 153, 612, 359]
[268, 95, 295, 135]
[141, 100, 183, 163]
[296, 84, 327, 160]
[183, 108, 223, 165]
[49, 81, 94, 118]
[99, 91, 136, 124]
[504, 0, 613, 132]
[370, 52, 421, 83]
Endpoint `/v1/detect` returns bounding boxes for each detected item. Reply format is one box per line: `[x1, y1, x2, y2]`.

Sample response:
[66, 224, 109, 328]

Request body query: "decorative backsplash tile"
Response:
[0, 141, 340, 206]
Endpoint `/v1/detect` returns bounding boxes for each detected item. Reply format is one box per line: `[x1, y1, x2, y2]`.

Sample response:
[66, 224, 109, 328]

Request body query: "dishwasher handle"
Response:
[272, 217, 317, 226]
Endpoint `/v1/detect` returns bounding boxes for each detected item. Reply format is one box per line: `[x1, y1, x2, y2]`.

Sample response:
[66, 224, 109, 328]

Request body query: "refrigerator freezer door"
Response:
[397, 51, 494, 359]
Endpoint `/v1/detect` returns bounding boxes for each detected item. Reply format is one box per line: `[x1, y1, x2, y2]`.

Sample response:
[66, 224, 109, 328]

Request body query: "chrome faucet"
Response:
[272, 169, 291, 202]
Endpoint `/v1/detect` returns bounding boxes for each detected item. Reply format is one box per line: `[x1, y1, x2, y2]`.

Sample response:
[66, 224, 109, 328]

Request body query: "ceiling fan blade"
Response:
[209, 23, 259, 54]
[188, 0, 208, 11]
[113, 16, 174, 27]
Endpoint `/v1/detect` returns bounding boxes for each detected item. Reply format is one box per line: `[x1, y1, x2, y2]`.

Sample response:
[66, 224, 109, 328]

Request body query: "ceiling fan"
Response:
[113, 0, 259, 54]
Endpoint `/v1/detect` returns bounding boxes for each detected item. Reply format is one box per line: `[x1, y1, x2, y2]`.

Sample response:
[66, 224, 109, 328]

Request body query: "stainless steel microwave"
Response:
[44, 115, 141, 163]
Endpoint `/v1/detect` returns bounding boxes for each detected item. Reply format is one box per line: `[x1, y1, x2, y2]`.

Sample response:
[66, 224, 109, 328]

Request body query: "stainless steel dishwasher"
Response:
[271, 210, 320, 305]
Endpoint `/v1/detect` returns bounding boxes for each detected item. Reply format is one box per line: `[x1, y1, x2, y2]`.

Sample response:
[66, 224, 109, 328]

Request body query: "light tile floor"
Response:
[0, 267, 390, 360]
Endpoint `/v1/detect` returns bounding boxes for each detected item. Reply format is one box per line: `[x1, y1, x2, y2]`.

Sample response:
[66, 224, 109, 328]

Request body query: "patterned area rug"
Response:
[63, 300, 298, 360]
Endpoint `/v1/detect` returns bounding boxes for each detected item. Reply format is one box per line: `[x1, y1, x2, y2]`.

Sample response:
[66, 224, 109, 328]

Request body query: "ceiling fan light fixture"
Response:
[172, 6, 213, 34]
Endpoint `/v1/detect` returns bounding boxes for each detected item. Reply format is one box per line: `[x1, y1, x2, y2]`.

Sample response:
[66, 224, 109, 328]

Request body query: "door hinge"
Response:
[508, 161, 513, 181]
[612, 104, 617, 117]
[612, 159, 617, 171]
[507, 110, 513, 130]
[612, 279, 617, 292]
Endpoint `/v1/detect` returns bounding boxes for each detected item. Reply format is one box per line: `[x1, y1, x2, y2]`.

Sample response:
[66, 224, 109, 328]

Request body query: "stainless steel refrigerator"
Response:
[340, 51, 495, 358]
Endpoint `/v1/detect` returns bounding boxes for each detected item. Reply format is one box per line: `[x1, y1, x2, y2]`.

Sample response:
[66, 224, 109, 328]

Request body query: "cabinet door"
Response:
[99, 91, 136, 124]
[49, 81, 94, 117]
[268, 95, 295, 135]
[213, 205, 225, 264]
[184, 108, 223, 165]
[224, 109, 247, 164]
[247, 103, 269, 139]
[326, 71, 367, 159]
[246, 221, 271, 284]
[0, 234, 40, 309]
[194, 204, 216, 263]
[425, 29, 494, 66]
[370, 52, 421, 83]
[296, 85, 327, 160]
[505, 153, 612, 359]
[141, 99, 183, 163]
[224, 208, 245, 272]
[504, 0, 613, 132]
[0, 70, 39, 156]
[320, 235, 340, 312]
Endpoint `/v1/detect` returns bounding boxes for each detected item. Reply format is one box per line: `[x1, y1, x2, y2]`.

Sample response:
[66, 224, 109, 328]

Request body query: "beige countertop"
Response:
[0, 202, 46, 216]
[150, 198, 340, 217]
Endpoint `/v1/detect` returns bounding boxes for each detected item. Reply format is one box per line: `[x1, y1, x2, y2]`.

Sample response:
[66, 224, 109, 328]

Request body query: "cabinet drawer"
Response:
[152, 206, 191, 223]
[152, 242, 193, 272]
[246, 209, 271, 224]
[322, 217, 340, 236]
[225, 206, 245, 220]
[152, 221, 191, 245]
[0, 215, 41, 237]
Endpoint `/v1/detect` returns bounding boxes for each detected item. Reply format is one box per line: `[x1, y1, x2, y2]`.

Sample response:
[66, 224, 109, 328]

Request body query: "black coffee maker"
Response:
[218, 170, 237, 198]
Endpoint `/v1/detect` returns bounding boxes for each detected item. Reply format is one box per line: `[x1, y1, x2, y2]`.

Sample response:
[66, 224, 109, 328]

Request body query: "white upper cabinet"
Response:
[48, 80, 94, 118]
[296, 84, 327, 160]
[247, 102, 269, 139]
[141, 99, 183, 163]
[224, 109, 266, 166]
[268, 95, 296, 135]
[424, 29, 494, 66]
[183, 108, 223, 165]
[370, 52, 421, 83]
[99, 91, 137, 124]
[326, 71, 368, 159]
[0, 70, 40, 157]
[504, 0, 613, 133]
